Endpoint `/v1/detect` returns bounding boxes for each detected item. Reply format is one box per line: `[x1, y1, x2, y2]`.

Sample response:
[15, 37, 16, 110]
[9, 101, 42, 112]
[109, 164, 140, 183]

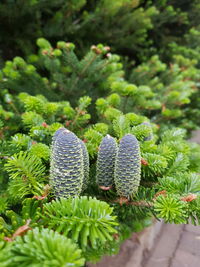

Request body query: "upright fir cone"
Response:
[96, 135, 118, 189]
[114, 134, 141, 198]
[50, 128, 83, 198]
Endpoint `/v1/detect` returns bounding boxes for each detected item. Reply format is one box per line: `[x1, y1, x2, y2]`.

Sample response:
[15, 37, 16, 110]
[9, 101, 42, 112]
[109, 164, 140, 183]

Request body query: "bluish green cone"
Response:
[96, 134, 118, 188]
[51, 127, 66, 149]
[50, 128, 83, 198]
[52, 127, 66, 142]
[114, 134, 141, 198]
[79, 139, 89, 191]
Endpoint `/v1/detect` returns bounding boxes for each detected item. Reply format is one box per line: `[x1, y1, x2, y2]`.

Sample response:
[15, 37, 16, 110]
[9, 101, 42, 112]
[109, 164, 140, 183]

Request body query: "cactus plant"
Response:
[50, 128, 84, 198]
[96, 135, 118, 189]
[114, 134, 141, 198]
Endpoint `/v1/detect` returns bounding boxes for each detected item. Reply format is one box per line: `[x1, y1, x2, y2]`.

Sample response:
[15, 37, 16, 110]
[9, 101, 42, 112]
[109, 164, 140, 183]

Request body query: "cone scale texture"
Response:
[115, 134, 141, 198]
[50, 128, 83, 198]
[96, 135, 118, 188]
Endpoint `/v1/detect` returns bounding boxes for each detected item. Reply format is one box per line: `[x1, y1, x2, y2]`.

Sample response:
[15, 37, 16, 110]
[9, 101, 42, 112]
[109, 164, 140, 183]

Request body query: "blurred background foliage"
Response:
[0, 0, 199, 64]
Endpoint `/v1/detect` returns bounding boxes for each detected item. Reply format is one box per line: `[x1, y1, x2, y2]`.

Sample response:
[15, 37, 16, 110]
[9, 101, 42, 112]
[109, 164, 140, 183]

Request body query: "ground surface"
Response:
[142, 223, 200, 267]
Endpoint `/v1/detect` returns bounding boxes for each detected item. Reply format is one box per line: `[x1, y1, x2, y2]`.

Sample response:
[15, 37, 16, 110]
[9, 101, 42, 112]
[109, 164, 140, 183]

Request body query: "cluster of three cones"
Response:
[50, 127, 141, 199]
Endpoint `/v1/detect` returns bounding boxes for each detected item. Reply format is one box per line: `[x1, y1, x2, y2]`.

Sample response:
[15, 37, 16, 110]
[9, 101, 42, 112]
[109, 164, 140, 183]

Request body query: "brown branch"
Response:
[4, 220, 32, 242]
[140, 181, 158, 186]
[111, 197, 154, 207]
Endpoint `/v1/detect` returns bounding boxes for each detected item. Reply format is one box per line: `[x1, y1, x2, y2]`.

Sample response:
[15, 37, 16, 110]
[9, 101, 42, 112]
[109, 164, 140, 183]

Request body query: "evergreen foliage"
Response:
[0, 0, 183, 61]
[0, 40, 122, 102]
[0, 228, 85, 267]
[41, 196, 118, 249]
[1, 38, 200, 131]
[5, 152, 46, 201]
[154, 195, 187, 224]
[1, 0, 200, 264]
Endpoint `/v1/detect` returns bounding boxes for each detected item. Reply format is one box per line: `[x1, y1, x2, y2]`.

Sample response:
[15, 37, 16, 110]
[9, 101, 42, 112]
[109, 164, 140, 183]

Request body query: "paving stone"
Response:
[171, 249, 200, 267]
[87, 239, 138, 267]
[142, 256, 169, 267]
[189, 130, 200, 144]
[179, 230, 200, 257]
[142, 224, 183, 267]
[185, 224, 200, 234]
[126, 222, 164, 267]
[149, 224, 183, 256]
[88, 220, 164, 267]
